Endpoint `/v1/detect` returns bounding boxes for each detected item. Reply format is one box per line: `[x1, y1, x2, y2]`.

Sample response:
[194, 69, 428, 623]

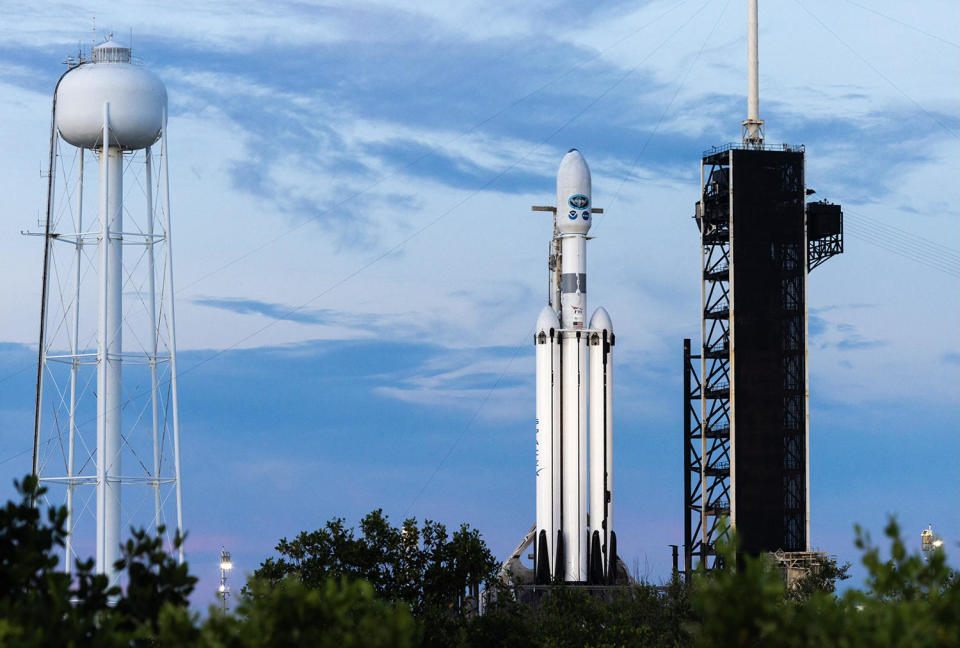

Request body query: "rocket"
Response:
[534, 149, 616, 584]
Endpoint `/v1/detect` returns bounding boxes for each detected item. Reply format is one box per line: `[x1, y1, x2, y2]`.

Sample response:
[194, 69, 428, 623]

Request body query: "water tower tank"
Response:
[55, 40, 166, 150]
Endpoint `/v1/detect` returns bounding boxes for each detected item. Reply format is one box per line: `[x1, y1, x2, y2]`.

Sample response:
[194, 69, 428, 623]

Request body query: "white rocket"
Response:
[534, 149, 615, 584]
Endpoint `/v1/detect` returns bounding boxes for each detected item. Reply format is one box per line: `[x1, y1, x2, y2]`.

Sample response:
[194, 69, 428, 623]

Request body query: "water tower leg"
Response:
[145, 147, 162, 534]
[161, 118, 186, 564]
[96, 103, 123, 584]
[66, 151, 83, 575]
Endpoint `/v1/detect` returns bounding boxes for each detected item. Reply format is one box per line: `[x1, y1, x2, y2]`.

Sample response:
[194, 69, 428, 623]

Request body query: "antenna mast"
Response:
[742, 0, 764, 147]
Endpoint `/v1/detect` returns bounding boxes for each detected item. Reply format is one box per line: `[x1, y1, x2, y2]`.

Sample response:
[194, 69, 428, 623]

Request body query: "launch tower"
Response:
[682, 0, 843, 571]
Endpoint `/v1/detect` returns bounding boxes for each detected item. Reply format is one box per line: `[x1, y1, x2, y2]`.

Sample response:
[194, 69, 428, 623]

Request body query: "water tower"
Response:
[31, 39, 183, 584]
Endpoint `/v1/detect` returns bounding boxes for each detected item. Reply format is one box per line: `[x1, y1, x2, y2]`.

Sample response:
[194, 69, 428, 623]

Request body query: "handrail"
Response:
[703, 142, 805, 156]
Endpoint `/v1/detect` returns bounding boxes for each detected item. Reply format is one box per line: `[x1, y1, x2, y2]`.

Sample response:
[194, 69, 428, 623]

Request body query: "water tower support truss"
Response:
[31, 94, 183, 579]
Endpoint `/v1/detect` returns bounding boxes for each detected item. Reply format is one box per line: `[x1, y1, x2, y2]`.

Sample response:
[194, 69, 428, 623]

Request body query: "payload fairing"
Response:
[533, 149, 616, 584]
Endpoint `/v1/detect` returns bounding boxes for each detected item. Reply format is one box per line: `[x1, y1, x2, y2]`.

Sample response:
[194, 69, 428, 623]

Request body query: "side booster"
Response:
[534, 149, 615, 584]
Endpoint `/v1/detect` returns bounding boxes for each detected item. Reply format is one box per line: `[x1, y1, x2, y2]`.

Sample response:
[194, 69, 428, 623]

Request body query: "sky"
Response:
[0, 0, 957, 606]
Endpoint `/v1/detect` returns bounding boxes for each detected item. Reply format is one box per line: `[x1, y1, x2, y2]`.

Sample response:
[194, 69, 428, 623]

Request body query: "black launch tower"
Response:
[682, 143, 843, 572]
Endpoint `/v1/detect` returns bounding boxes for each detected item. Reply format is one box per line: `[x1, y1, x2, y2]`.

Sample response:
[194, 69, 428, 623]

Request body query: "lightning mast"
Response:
[742, 0, 764, 146]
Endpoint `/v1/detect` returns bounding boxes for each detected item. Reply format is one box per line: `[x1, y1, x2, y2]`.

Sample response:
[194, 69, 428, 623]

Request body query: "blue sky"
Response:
[0, 0, 957, 604]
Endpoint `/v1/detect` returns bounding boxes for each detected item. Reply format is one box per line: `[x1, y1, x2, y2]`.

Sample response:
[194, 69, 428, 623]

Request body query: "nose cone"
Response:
[556, 149, 592, 235]
[536, 306, 561, 336]
[588, 307, 613, 333]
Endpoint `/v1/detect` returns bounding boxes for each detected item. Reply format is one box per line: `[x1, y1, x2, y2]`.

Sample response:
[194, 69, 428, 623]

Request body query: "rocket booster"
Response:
[535, 150, 616, 585]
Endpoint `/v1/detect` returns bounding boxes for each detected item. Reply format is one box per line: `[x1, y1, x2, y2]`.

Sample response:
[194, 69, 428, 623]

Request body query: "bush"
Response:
[3, 474, 957, 647]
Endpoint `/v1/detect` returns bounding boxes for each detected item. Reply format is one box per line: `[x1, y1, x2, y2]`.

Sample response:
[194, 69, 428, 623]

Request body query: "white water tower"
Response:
[31, 38, 183, 585]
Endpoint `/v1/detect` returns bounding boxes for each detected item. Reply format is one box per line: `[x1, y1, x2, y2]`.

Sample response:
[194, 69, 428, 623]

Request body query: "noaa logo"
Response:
[568, 194, 589, 209]
[568, 210, 577, 220]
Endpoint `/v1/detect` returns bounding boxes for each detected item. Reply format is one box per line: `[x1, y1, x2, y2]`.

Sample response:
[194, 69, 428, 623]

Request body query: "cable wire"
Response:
[842, 223, 960, 273]
[16, 1, 715, 476]
[396, 1, 725, 516]
[596, 0, 732, 231]
[843, 209, 960, 260]
[175, 0, 697, 295]
[402, 327, 532, 518]
[11, 0, 720, 487]
[841, 0, 959, 49]
[792, 0, 959, 139]
[0, 1, 697, 393]
[841, 222, 960, 277]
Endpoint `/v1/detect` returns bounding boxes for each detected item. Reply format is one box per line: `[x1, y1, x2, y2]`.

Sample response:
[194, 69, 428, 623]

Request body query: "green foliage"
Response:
[690, 518, 960, 648]
[252, 509, 497, 619]
[785, 554, 851, 603]
[0, 474, 112, 646]
[199, 577, 418, 648]
[844, 519, 960, 647]
[3, 475, 959, 647]
[0, 475, 194, 646]
[691, 548, 790, 646]
[463, 578, 693, 648]
[114, 526, 197, 636]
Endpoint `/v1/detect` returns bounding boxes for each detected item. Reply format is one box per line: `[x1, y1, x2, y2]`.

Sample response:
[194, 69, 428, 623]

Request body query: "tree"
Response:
[114, 526, 197, 637]
[252, 510, 499, 647]
[844, 519, 960, 647]
[784, 554, 851, 603]
[252, 510, 498, 617]
[690, 518, 960, 648]
[199, 577, 418, 648]
[6, 473, 959, 648]
[0, 474, 194, 647]
[0, 474, 116, 646]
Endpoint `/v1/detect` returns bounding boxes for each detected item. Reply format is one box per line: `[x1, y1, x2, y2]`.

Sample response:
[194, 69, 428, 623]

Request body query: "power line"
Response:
[17, 1, 718, 473]
[842, 221, 960, 272]
[402, 327, 532, 518]
[838, 207, 960, 276]
[0, 437, 55, 468]
[175, 0, 697, 296]
[841, 0, 959, 49]
[171, 1, 717, 382]
[0, 363, 33, 386]
[841, 219, 960, 277]
[792, 0, 959, 139]
[12, 2, 955, 475]
[843, 209, 960, 260]
[0, 446, 32, 467]
[597, 0, 732, 231]
[0, 1, 696, 389]
[15, 1, 719, 486]
[401, 0, 724, 515]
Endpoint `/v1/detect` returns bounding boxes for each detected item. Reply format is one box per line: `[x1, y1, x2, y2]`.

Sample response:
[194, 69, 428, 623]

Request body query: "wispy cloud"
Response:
[192, 297, 368, 327]
[810, 311, 886, 352]
[835, 336, 886, 351]
[372, 345, 531, 421]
